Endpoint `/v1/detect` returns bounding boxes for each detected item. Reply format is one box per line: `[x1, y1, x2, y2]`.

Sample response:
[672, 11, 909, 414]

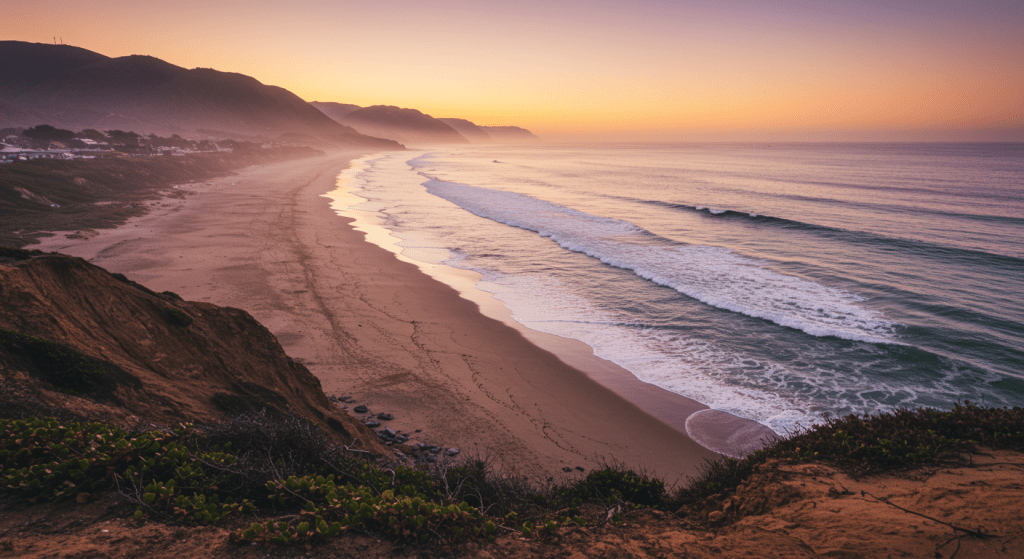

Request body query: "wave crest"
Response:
[422, 178, 900, 344]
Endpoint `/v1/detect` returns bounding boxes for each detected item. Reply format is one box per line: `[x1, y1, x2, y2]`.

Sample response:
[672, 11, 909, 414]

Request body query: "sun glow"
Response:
[4, 0, 1022, 141]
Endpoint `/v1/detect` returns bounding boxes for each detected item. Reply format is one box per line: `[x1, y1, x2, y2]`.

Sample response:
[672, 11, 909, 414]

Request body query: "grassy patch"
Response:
[0, 328, 141, 400]
[2, 404, 1021, 547]
[669, 402, 1024, 509]
[164, 308, 193, 328]
[0, 413, 496, 546]
[0, 245, 45, 260]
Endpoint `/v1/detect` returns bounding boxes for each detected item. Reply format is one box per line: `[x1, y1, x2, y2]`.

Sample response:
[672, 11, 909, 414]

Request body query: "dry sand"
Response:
[34, 151, 722, 482]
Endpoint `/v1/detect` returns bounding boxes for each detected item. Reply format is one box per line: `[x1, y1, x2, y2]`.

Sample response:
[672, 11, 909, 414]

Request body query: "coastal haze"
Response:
[339, 144, 1024, 442]
[2, 0, 1022, 461]
[4, 0, 1022, 142]
[3, 2, 1024, 555]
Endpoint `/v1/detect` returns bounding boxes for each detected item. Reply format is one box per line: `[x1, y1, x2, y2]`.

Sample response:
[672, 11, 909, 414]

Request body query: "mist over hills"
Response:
[309, 101, 362, 122]
[480, 125, 538, 141]
[438, 118, 493, 142]
[1, 41, 537, 148]
[311, 103, 539, 145]
[335, 105, 469, 146]
[0, 41, 401, 149]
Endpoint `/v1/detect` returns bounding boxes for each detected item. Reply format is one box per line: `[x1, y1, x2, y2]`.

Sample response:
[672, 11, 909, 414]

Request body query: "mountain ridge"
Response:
[337, 105, 469, 145]
[310, 101, 362, 122]
[312, 102, 540, 144]
[438, 117, 493, 142]
[480, 125, 539, 141]
[0, 41, 401, 149]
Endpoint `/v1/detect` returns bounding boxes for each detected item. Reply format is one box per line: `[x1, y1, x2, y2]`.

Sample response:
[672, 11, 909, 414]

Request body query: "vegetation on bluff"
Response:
[1, 403, 1021, 548]
[671, 402, 1024, 511]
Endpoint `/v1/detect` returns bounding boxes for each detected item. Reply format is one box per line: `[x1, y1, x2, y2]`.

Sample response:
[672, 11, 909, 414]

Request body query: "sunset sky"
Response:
[5, 0, 1023, 141]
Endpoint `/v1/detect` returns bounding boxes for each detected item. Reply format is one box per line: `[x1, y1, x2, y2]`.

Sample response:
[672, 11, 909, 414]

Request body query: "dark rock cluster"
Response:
[330, 395, 459, 466]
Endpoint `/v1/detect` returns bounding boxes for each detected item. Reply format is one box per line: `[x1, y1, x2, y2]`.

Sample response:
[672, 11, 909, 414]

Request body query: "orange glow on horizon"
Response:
[4, 0, 1022, 141]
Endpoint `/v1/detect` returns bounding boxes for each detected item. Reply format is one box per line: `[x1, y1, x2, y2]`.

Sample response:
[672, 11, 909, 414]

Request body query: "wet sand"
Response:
[35, 151, 722, 482]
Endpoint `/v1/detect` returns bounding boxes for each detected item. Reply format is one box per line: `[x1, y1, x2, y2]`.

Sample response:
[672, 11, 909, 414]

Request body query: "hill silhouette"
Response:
[0, 43, 106, 100]
[438, 117, 493, 142]
[336, 105, 469, 145]
[0, 41, 401, 149]
[310, 101, 363, 122]
[480, 125, 538, 142]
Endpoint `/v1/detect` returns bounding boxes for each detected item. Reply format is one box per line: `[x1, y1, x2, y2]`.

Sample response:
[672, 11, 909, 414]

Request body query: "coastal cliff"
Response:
[1, 248, 1022, 558]
[0, 250, 386, 455]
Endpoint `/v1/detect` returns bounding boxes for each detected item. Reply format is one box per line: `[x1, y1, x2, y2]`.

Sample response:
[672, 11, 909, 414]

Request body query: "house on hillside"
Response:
[0, 145, 73, 162]
[0, 143, 21, 163]
[72, 138, 107, 148]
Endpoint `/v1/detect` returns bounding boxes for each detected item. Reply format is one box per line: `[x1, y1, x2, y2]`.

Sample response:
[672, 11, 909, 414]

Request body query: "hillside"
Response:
[0, 249, 1022, 557]
[309, 101, 362, 122]
[338, 105, 468, 145]
[0, 43, 107, 100]
[480, 125, 538, 142]
[0, 251, 387, 455]
[439, 117, 494, 142]
[0, 41, 402, 149]
[312, 104, 540, 145]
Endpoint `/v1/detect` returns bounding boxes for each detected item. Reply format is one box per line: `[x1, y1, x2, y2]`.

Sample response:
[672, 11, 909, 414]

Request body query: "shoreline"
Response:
[326, 153, 776, 458]
[33, 151, 720, 481]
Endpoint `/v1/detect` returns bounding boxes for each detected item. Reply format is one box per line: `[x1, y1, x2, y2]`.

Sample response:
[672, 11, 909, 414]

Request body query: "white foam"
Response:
[685, 410, 779, 458]
[423, 179, 900, 344]
[329, 151, 1011, 441]
[472, 272, 830, 434]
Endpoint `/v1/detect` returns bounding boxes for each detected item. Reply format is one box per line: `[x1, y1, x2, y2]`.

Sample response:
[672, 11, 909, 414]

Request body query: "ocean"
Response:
[327, 142, 1024, 446]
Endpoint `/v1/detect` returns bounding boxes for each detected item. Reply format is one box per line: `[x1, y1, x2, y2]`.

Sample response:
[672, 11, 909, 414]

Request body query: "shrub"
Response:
[582, 467, 664, 507]
[6, 404, 1017, 546]
[0, 246, 43, 260]
[434, 456, 535, 517]
[0, 413, 498, 545]
[109, 272, 157, 296]
[261, 474, 486, 544]
[164, 308, 193, 327]
[0, 416, 248, 519]
[669, 402, 1024, 509]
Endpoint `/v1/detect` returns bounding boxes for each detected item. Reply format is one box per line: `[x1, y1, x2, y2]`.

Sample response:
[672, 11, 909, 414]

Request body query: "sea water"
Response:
[329, 143, 1024, 438]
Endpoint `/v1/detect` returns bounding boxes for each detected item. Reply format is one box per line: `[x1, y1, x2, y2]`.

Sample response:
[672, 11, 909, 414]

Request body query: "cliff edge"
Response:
[1, 249, 1022, 558]
[0, 250, 387, 455]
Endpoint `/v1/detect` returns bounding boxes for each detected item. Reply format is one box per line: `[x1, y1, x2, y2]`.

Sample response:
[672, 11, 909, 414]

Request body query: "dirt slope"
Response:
[1, 252, 1021, 557]
[0, 252, 386, 454]
[1, 449, 1020, 558]
[534, 450, 1024, 559]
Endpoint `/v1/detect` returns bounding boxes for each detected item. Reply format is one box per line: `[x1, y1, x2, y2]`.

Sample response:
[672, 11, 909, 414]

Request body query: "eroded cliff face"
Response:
[0, 252, 387, 455]
[1, 253, 1022, 558]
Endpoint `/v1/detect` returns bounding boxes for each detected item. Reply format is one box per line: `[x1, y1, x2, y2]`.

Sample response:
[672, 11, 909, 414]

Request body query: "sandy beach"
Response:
[34, 151, 721, 482]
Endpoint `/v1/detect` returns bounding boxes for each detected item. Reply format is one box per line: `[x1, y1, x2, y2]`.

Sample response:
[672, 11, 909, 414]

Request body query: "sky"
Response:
[5, 0, 1023, 141]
